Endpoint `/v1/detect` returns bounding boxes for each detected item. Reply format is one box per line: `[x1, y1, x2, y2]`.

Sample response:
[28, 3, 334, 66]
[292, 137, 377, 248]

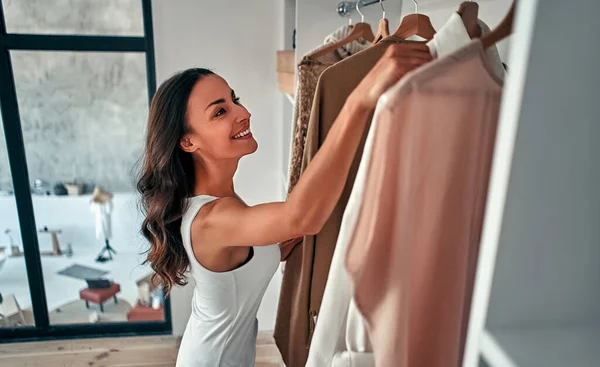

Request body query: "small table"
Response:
[79, 283, 120, 313]
[127, 302, 164, 322]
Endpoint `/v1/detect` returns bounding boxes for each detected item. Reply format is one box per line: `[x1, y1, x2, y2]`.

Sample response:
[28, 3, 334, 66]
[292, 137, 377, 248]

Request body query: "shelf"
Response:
[276, 50, 295, 95]
[482, 325, 600, 367]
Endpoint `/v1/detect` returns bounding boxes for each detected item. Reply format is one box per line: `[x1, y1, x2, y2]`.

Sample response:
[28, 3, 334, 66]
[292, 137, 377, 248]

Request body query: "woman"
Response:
[137, 43, 431, 366]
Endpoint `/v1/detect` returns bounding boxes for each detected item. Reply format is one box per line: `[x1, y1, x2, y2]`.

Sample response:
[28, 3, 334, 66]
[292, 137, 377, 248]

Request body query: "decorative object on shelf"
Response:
[64, 182, 84, 196]
[90, 186, 116, 262]
[53, 182, 68, 196]
[150, 284, 165, 310]
[32, 179, 51, 195]
[136, 273, 156, 307]
[138, 282, 151, 306]
[38, 226, 63, 256]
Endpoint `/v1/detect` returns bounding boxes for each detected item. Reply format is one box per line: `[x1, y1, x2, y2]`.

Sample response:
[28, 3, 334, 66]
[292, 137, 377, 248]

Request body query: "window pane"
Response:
[2, 0, 143, 36]
[11, 50, 164, 325]
[0, 109, 36, 327]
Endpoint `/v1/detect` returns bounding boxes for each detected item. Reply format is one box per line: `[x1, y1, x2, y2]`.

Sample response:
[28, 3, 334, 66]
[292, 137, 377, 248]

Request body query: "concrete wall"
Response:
[0, 0, 147, 192]
[0, 0, 143, 35]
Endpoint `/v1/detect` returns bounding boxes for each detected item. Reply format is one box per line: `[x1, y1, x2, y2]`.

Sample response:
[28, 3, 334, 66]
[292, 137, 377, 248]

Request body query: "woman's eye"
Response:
[233, 97, 241, 105]
[215, 108, 226, 117]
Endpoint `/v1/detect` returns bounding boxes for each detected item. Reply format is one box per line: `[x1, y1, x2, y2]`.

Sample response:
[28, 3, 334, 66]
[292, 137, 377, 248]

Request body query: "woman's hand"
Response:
[280, 237, 303, 261]
[349, 43, 433, 111]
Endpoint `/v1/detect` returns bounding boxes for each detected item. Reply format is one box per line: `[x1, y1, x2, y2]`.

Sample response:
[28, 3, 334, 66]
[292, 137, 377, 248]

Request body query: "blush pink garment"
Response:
[345, 39, 504, 367]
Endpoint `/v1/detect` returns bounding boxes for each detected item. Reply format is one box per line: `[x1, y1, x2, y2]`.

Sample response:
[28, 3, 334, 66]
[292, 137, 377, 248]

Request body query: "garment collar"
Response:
[427, 12, 505, 80]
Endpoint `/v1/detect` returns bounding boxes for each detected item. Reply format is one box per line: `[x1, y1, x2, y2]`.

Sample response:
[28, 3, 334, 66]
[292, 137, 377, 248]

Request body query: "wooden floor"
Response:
[0, 331, 284, 366]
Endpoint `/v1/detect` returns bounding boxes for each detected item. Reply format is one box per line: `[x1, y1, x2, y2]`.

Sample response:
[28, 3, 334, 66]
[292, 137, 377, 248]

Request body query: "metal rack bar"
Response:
[337, 0, 385, 17]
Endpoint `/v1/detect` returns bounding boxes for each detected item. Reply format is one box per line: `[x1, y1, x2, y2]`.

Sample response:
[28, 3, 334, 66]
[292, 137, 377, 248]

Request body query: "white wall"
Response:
[280, 0, 296, 189]
[151, 0, 282, 205]
[485, 0, 600, 329]
[151, 0, 284, 334]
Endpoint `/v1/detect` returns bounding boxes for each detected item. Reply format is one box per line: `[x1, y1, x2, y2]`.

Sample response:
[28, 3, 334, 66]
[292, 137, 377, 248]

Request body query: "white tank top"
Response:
[176, 195, 280, 367]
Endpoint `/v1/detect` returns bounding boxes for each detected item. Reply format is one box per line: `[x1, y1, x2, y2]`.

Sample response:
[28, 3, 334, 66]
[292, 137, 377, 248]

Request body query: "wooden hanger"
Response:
[373, 0, 390, 44]
[394, 0, 436, 40]
[309, 1, 374, 59]
[352, 1, 375, 42]
[309, 22, 375, 59]
[374, 18, 390, 43]
[457, 1, 481, 39]
[481, 1, 515, 48]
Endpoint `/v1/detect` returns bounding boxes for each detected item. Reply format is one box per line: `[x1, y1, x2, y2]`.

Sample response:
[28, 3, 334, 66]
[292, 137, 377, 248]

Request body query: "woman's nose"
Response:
[236, 104, 251, 120]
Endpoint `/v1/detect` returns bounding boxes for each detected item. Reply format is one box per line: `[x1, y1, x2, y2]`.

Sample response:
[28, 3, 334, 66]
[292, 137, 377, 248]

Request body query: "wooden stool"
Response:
[79, 283, 120, 313]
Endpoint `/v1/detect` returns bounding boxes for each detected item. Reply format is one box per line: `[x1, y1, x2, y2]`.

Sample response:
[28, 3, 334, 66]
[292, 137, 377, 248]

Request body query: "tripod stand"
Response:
[96, 239, 116, 262]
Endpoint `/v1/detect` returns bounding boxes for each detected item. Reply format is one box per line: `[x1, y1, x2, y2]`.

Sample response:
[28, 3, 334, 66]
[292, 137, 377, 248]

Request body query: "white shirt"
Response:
[176, 195, 280, 367]
[306, 13, 504, 367]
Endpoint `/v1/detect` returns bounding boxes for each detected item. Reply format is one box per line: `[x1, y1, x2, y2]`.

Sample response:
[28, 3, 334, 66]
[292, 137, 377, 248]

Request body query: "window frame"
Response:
[0, 0, 171, 341]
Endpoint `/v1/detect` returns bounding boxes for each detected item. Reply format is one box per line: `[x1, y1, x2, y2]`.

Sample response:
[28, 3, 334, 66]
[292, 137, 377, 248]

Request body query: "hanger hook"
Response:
[356, 0, 365, 22]
[380, 0, 385, 19]
[412, 0, 418, 14]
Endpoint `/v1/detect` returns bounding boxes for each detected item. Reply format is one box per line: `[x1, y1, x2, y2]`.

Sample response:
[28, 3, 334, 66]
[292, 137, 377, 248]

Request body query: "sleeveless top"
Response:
[176, 195, 281, 367]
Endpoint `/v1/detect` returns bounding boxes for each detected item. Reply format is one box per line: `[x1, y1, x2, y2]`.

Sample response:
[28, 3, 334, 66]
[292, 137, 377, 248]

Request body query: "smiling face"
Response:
[179, 74, 258, 161]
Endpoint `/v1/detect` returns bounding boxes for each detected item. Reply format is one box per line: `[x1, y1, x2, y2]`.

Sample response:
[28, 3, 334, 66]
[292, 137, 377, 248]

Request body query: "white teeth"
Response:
[233, 129, 251, 139]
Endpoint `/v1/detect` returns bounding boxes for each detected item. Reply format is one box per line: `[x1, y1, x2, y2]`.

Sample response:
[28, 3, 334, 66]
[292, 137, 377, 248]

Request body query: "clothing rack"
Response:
[337, 0, 385, 17]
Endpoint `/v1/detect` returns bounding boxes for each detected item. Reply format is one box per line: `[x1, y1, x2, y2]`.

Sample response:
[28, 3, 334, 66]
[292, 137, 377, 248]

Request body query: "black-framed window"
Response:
[0, 0, 170, 341]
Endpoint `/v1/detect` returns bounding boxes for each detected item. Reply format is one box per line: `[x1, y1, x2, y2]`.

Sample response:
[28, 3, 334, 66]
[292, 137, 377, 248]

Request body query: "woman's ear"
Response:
[179, 135, 196, 153]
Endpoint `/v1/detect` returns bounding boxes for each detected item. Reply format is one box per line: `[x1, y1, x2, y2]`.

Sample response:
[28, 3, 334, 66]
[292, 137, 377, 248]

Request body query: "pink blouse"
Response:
[346, 40, 504, 367]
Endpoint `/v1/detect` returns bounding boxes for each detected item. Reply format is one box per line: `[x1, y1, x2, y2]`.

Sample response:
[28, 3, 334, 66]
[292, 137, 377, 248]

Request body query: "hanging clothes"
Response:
[287, 25, 370, 195]
[277, 26, 370, 367]
[345, 39, 503, 367]
[90, 200, 113, 240]
[276, 34, 406, 367]
[305, 13, 504, 366]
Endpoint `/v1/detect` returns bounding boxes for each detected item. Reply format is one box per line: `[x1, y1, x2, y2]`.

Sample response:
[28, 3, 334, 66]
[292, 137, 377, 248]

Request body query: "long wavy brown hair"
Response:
[137, 68, 214, 293]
